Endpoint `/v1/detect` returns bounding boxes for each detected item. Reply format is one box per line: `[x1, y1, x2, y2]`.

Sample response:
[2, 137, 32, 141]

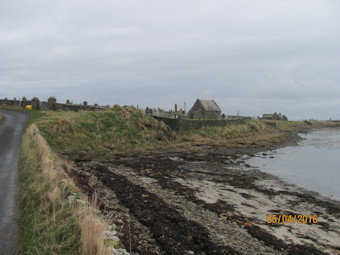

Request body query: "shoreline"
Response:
[10, 106, 339, 253]
[70, 129, 340, 254]
[249, 126, 340, 202]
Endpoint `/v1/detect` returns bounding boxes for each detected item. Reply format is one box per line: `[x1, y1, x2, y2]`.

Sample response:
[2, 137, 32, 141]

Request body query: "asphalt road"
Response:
[0, 109, 30, 255]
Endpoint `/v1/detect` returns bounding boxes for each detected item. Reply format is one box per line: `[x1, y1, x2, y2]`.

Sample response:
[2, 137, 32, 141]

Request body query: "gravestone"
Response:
[48, 97, 57, 110]
[31, 97, 41, 110]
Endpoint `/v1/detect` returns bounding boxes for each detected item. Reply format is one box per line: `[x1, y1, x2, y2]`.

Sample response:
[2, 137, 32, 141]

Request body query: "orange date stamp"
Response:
[267, 214, 317, 224]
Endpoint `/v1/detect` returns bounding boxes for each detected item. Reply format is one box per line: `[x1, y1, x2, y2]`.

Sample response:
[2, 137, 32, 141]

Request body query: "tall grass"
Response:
[80, 196, 111, 255]
[19, 125, 81, 254]
[19, 125, 113, 254]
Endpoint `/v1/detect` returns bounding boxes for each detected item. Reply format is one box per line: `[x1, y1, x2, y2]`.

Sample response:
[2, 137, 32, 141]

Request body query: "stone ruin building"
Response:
[188, 99, 221, 119]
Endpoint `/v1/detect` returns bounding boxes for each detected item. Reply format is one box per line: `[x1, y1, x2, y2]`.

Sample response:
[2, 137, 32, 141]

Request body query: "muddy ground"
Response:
[70, 132, 340, 255]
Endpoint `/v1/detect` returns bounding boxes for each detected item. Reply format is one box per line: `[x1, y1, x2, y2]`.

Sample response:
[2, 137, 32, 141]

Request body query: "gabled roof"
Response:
[197, 99, 221, 112]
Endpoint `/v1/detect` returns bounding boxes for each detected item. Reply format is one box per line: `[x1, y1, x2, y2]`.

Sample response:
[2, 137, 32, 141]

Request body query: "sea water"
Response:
[247, 127, 340, 201]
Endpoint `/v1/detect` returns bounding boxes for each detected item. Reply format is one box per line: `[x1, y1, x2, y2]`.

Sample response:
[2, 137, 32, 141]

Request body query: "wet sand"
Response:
[70, 131, 340, 254]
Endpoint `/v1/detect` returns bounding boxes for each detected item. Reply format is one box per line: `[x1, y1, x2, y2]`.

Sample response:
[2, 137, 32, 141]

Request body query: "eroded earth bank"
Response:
[70, 141, 340, 255]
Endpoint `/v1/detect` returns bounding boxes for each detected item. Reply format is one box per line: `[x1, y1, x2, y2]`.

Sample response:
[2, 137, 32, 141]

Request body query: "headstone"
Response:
[48, 97, 57, 110]
[31, 97, 40, 110]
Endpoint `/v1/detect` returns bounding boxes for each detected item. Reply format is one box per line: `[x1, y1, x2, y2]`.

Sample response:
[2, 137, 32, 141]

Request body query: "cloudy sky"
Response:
[1, 0, 339, 120]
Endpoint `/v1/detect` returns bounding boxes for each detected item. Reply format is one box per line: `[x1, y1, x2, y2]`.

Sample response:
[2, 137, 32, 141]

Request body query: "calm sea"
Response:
[247, 127, 340, 201]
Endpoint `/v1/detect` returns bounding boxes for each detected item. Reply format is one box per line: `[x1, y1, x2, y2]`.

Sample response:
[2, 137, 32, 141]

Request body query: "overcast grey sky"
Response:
[1, 0, 339, 120]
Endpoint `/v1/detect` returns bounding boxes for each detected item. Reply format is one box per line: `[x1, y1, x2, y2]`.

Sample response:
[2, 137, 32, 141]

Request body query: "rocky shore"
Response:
[70, 130, 340, 255]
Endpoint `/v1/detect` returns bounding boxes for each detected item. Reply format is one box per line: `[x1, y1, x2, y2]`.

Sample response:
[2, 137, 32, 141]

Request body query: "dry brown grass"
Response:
[47, 186, 63, 209]
[35, 130, 57, 182]
[80, 196, 112, 255]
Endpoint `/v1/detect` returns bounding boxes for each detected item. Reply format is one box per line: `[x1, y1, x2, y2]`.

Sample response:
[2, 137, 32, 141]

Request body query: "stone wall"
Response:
[0, 99, 21, 107]
[152, 116, 180, 130]
[152, 116, 252, 131]
[0, 98, 107, 112]
[41, 102, 107, 112]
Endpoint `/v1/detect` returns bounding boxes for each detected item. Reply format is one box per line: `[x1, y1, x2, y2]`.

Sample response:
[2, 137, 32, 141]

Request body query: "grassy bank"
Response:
[19, 125, 112, 254]
[34, 105, 323, 161]
[179, 118, 340, 147]
[37, 105, 176, 160]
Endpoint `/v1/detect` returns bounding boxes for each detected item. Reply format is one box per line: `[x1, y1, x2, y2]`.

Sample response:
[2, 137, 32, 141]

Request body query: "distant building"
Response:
[262, 112, 288, 121]
[188, 99, 221, 119]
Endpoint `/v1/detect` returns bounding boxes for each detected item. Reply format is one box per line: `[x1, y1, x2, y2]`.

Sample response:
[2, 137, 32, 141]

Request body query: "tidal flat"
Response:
[71, 140, 340, 255]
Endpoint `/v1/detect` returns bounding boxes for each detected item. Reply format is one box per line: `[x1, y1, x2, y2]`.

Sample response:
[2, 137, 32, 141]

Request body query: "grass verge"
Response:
[19, 125, 112, 254]
[27, 109, 44, 125]
[19, 125, 81, 253]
